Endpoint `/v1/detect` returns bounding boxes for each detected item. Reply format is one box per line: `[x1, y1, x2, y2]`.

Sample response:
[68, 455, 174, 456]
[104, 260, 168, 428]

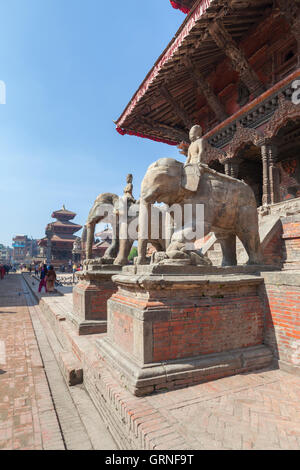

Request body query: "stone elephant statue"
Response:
[85, 192, 123, 262]
[137, 158, 263, 266]
[85, 193, 165, 266]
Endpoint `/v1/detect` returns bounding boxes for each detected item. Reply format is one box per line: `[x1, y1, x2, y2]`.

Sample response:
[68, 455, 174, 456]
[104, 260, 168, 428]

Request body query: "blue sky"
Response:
[0, 0, 186, 247]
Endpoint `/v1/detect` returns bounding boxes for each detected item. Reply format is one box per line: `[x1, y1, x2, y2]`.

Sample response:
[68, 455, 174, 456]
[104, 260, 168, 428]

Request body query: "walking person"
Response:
[38, 264, 48, 293]
[45, 266, 56, 294]
[0, 265, 5, 280]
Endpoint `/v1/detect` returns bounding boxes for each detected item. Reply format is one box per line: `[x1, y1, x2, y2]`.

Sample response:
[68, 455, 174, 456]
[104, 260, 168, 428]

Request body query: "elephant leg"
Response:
[104, 237, 119, 259]
[104, 219, 119, 259]
[136, 239, 148, 265]
[137, 202, 151, 265]
[86, 222, 95, 260]
[114, 239, 133, 266]
[218, 234, 237, 267]
[236, 206, 263, 265]
[238, 230, 262, 265]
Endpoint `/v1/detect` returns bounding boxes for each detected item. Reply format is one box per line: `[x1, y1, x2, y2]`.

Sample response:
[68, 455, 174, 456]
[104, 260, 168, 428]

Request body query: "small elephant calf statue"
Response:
[137, 158, 263, 267]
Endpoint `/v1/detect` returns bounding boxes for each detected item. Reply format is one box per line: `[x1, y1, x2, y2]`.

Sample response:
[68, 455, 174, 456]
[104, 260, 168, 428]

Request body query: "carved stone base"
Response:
[97, 269, 274, 396]
[72, 264, 122, 335]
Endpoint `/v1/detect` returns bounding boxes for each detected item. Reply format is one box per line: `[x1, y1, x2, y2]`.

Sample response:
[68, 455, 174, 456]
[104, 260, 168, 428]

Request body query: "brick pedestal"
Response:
[97, 264, 273, 396]
[71, 265, 122, 335]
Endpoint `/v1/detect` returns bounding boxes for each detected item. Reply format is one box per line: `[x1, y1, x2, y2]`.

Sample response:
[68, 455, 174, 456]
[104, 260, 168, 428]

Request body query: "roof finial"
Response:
[62, 204, 66, 210]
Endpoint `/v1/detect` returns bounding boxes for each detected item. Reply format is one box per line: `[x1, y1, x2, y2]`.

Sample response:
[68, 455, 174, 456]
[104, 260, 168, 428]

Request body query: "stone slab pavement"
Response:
[0, 274, 117, 450]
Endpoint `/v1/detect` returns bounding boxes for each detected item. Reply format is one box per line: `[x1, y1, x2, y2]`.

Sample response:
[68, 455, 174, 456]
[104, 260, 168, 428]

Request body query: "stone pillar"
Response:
[268, 144, 280, 204]
[230, 160, 241, 179]
[261, 140, 280, 206]
[223, 159, 240, 178]
[224, 162, 231, 176]
[261, 142, 271, 206]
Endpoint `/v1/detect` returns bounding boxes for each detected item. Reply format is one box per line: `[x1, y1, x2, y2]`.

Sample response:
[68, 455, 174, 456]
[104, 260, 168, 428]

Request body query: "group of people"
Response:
[0, 264, 11, 280]
[38, 264, 57, 294]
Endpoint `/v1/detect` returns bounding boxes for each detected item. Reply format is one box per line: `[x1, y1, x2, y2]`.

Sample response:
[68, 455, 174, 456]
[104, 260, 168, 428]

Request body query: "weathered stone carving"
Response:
[185, 125, 205, 165]
[185, 124, 226, 166]
[85, 192, 121, 263]
[137, 158, 262, 267]
[85, 182, 165, 267]
[123, 173, 136, 204]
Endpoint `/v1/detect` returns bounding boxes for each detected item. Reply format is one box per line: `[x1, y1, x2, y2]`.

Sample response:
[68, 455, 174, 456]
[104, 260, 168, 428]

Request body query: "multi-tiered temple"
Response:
[39, 206, 82, 268]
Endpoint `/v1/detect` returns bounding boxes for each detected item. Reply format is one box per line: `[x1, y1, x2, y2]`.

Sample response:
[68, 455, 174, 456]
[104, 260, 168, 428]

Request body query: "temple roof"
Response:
[52, 205, 77, 221]
[38, 234, 78, 245]
[50, 220, 82, 230]
[51, 234, 77, 243]
[115, 0, 274, 145]
[170, 1, 196, 14]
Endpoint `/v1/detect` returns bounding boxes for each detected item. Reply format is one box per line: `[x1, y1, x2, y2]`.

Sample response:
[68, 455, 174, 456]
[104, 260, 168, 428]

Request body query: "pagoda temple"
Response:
[116, 0, 300, 206]
[39, 206, 82, 268]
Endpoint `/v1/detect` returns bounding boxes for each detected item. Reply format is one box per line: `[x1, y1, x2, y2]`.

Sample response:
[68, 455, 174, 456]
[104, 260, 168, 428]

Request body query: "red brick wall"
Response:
[264, 282, 300, 368]
[89, 284, 116, 321]
[152, 294, 264, 362]
[111, 311, 134, 356]
[282, 218, 300, 268]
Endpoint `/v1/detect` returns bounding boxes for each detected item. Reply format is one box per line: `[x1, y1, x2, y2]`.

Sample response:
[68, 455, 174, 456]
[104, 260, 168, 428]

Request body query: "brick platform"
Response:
[71, 265, 121, 335]
[98, 266, 273, 396]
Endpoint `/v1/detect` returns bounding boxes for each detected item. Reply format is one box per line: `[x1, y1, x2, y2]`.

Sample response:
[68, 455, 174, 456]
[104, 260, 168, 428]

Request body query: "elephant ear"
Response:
[182, 164, 201, 192]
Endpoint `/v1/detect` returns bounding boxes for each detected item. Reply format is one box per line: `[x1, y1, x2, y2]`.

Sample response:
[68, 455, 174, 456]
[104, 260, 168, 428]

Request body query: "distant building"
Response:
[39, 205, 82, 268]
[12, 235, 38, 264]
[0, 244, 12, 264]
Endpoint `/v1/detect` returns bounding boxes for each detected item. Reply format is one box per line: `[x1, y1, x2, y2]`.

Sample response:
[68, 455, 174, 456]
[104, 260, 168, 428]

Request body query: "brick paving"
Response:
[152, 368, 300, 449]
[3, 273, 300, 450]
[0, 274, 117, 450]
[0, 274, 64, 450]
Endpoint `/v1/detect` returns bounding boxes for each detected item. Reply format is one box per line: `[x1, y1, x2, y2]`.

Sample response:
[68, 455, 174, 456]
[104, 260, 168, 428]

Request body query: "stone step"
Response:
[59, 351, 83, 386]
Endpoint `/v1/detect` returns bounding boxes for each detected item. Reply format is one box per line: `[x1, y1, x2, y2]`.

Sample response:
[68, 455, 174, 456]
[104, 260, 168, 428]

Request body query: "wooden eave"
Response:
[116, 0, 274, 144]
[170, 0, 197, 13]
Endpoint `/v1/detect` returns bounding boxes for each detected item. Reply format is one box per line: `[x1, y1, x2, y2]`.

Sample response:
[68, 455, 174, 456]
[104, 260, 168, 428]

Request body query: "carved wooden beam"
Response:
[276, 0, 300, 29]
[183, 57, 228, 122]
[276, 0, 300, 64]
[202, 141, 226, 165]
[135, 116, 189, 143]
[208, 20, 265, 98]
[160, 85, 194, 129]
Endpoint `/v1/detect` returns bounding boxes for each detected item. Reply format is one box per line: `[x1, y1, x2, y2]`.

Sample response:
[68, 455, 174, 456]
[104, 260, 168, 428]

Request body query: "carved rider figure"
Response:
[123, 173, 136, 204]
[185, 125, 205, 166]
